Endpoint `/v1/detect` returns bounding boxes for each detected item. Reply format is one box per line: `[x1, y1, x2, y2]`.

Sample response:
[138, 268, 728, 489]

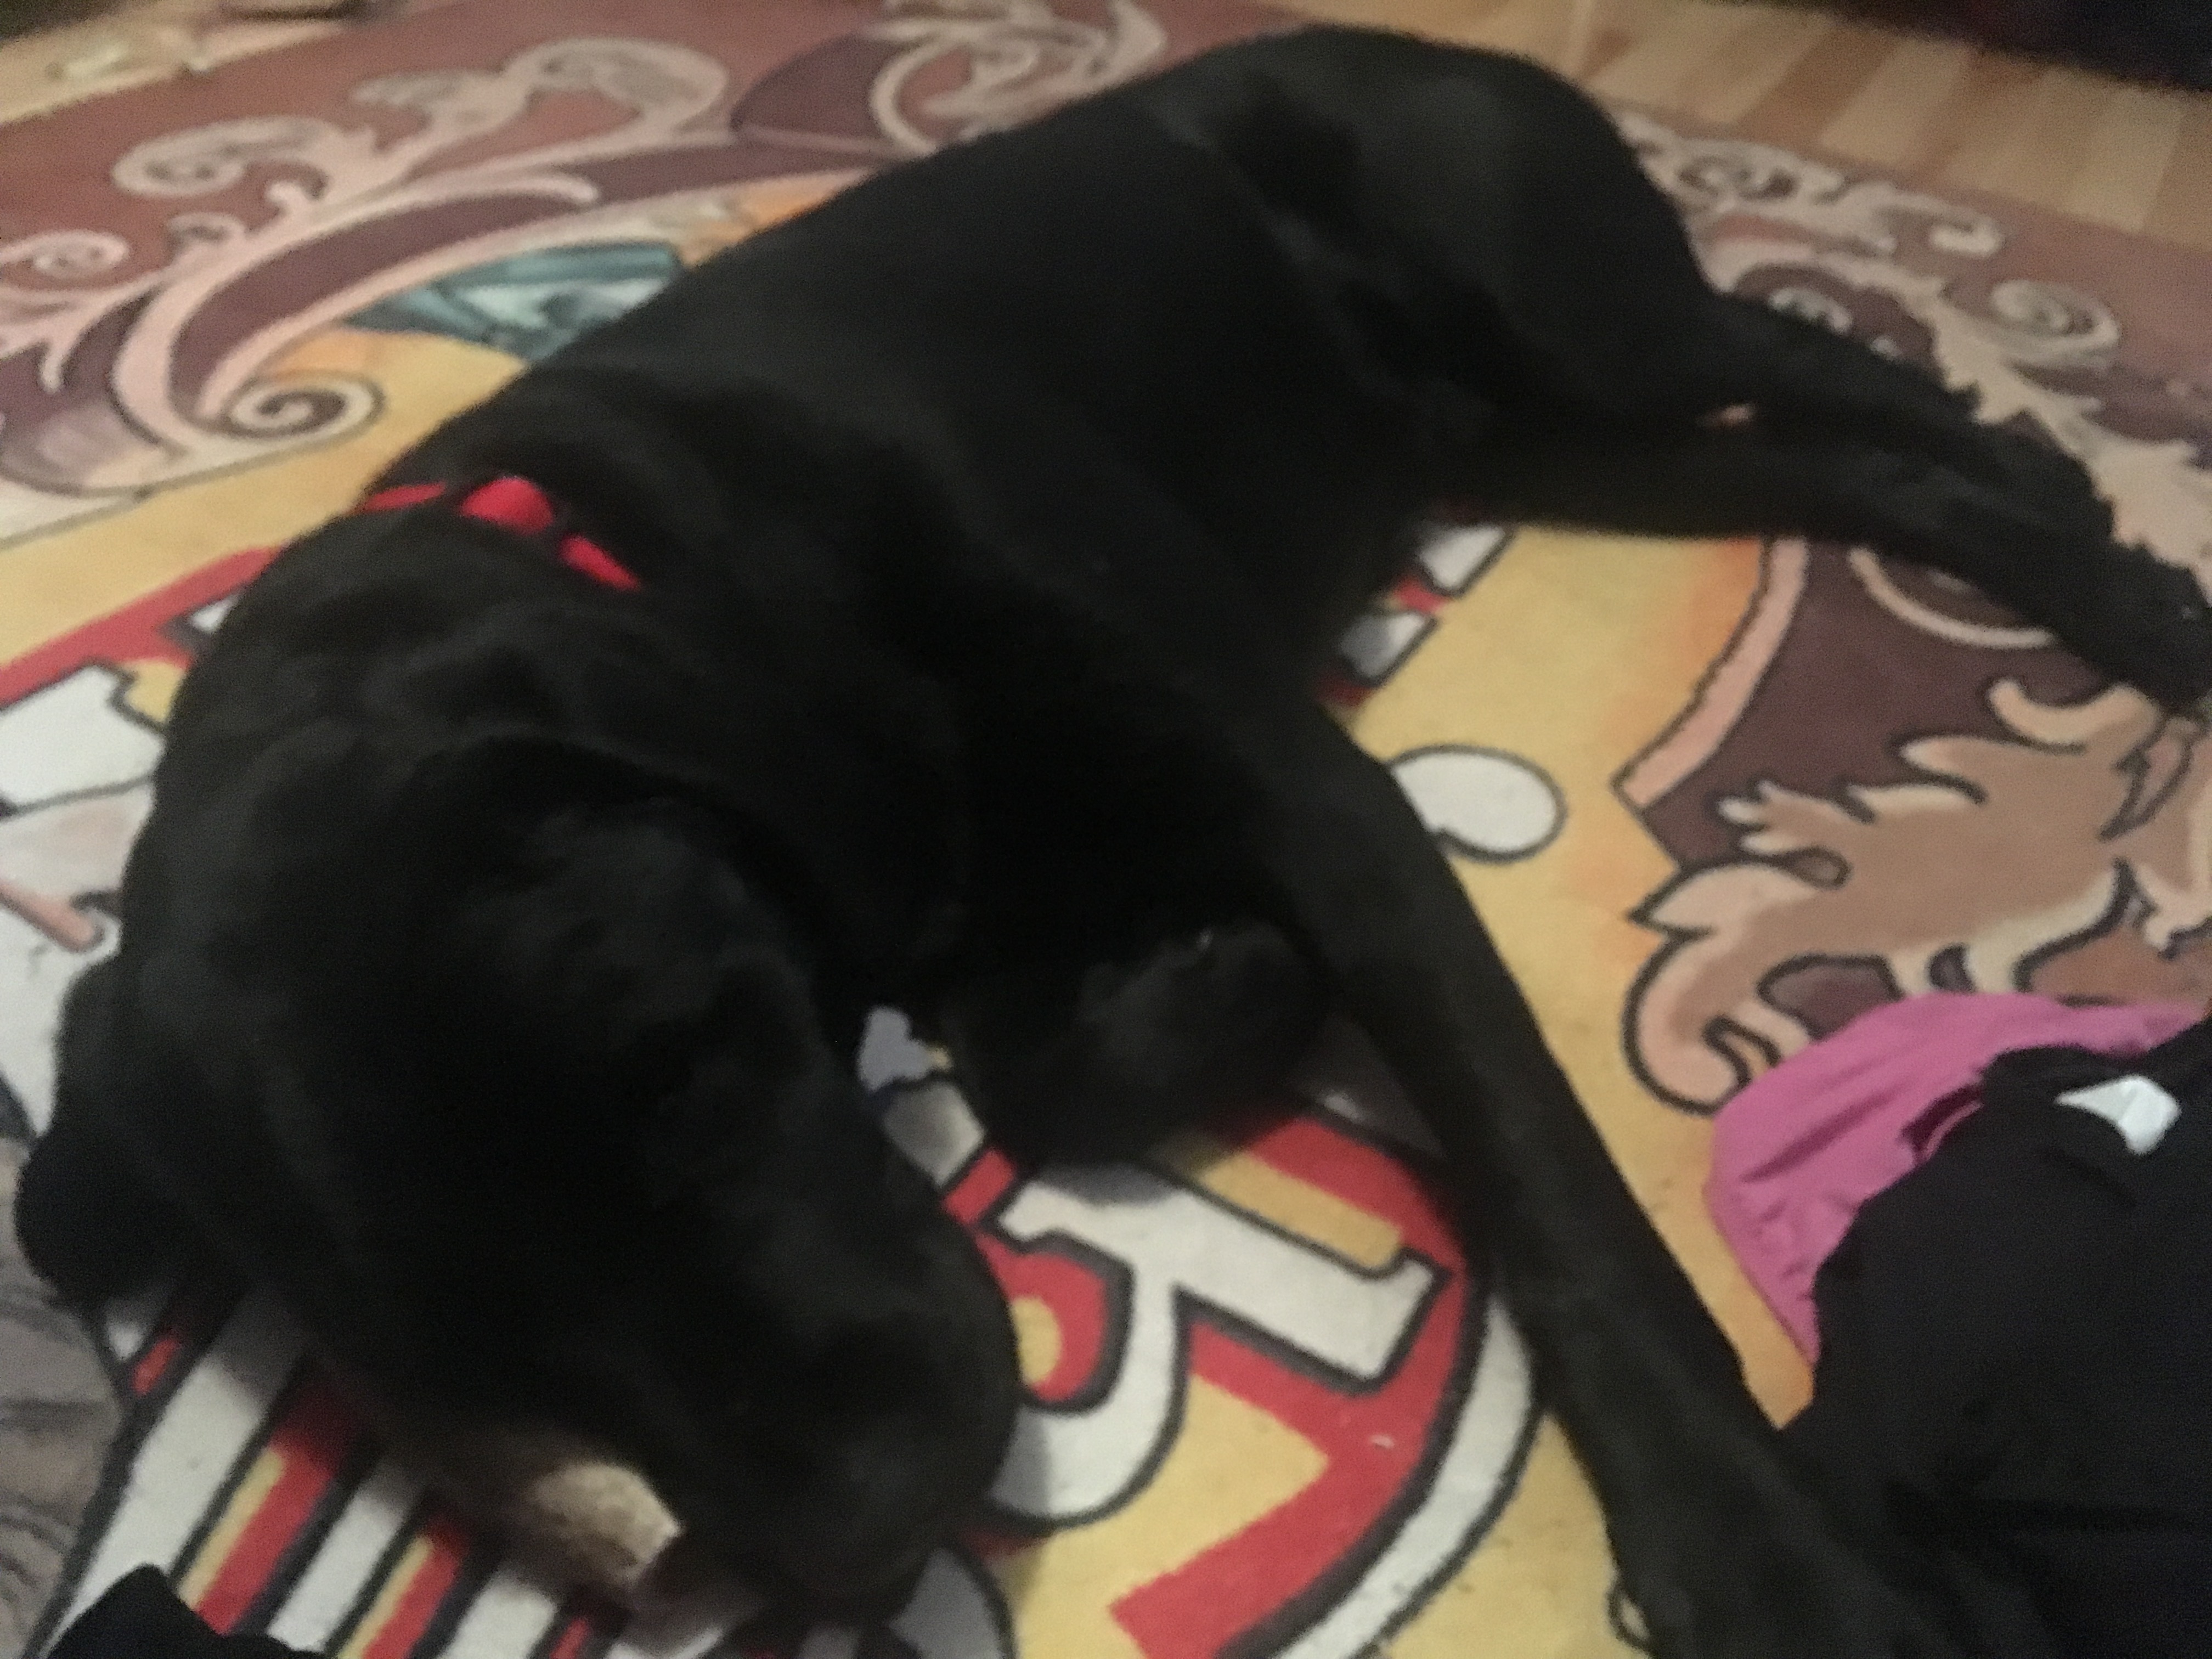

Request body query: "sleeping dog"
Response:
[19, 26, 2210, 1658]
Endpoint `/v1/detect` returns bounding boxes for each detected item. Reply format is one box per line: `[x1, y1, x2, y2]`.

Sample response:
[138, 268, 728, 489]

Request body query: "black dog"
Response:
[19, 26, 2211, 1657]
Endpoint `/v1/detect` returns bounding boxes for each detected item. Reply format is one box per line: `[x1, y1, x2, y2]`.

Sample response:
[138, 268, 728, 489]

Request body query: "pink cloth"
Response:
[1707, 992, 2200, 1360]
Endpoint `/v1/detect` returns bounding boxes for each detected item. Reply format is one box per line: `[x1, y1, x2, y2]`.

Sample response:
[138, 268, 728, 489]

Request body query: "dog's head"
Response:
[391, 734, 1019, 1611]
[46, 725, 1018, 1616]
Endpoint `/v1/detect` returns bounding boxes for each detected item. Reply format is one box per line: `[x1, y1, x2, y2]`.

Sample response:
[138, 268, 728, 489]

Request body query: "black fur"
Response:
[18, 27, 2212, 1655]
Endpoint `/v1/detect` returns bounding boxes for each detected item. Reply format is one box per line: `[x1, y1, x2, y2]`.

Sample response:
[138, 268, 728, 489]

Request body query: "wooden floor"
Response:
[2, 0, 2209, 245]
[1280, 0, 2212, 246]
[0, 0, 466, 126]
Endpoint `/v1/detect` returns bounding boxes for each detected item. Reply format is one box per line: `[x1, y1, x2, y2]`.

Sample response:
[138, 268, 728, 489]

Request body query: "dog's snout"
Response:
[769, 1498, 942, 1618]
[792, 1541, 934, 1621]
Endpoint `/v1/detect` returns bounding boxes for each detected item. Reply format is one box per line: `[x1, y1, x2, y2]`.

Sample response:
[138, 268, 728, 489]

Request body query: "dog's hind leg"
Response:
[936, 918, 1327, 1166]
[1462, 426, 2212, 712]
[1695, 292, 2117, 545]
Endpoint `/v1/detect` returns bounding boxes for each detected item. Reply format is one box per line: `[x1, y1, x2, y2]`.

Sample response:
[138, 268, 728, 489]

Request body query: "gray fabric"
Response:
[0, 1137, 122, 1659]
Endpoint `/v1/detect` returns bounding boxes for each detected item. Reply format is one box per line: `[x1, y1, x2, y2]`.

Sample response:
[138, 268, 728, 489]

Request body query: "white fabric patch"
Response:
[1415, 524, 1508, 594]
[1338, 608, 1430, 681]
[1391, 746, 1564, 862]
[2056, 1073, 2181, 1155]
[0, 667, 160, 806]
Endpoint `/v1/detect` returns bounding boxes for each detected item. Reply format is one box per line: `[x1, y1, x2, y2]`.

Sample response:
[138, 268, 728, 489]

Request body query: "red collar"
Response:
[358, 476, 640, 591]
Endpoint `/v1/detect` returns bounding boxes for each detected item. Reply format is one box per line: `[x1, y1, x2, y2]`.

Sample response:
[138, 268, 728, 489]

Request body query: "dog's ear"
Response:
[386, 729, 834, 949]
[387, 727, 802, 966]
[393, 730, 755, 844]
[380, 730, 854, 1173]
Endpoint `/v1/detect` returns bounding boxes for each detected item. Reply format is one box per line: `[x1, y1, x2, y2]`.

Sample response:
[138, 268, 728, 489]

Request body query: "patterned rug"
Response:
[3, 3, 2210, 1656]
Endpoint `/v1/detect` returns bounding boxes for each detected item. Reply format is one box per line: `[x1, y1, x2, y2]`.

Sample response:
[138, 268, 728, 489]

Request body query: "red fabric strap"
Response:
[357, 477, 640, 591]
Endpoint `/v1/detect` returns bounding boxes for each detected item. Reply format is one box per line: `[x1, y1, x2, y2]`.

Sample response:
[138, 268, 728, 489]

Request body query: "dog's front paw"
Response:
[1623, 1543, 1965, 1659]
[1613, 1469, 1966, 1659]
